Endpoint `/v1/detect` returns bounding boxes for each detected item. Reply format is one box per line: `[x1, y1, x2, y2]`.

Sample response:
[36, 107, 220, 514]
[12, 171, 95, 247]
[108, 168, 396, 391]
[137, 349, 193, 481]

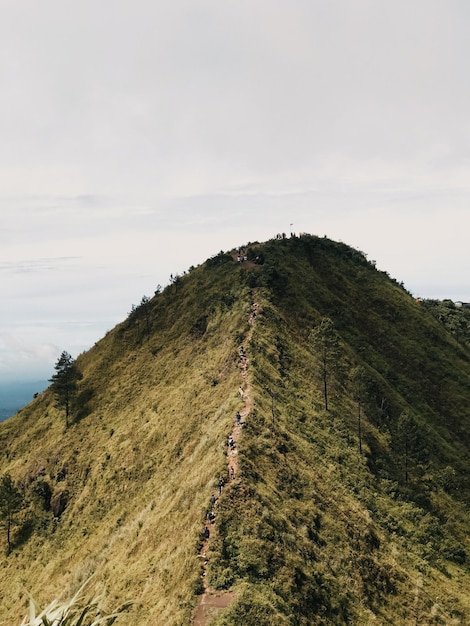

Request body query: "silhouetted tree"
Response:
[0, 473, 25, 554]
[309, 317, 340, 411]
[128, 295, 153, 342]
[140, 295, 152, 339]
[49, 351, 82, 428]
[169, 273, 182, 292]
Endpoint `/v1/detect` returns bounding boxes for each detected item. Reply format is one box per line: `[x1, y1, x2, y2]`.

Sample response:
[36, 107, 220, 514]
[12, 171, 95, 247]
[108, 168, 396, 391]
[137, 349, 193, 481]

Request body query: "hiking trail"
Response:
[191, 295, 258, 626]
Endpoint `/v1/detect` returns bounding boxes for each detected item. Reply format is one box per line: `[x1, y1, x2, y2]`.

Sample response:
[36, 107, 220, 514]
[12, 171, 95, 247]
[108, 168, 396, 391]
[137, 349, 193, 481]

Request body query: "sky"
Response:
[1, 0, 469, 385]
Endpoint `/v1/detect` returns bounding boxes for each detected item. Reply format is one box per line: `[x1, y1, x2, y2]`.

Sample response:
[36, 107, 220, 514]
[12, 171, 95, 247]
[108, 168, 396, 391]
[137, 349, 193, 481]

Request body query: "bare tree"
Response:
[309, 317, 340, 411]
[351, 366, 367, 454]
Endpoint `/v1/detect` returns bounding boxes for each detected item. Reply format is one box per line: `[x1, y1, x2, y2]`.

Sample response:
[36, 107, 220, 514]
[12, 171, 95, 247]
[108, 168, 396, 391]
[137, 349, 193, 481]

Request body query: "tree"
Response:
[128, 295, 152, 343]
[351, 366, 367, 454]
[140, 295, 152, 339]
[49, 351, 82, 428]
[0, 473, 25, 554]
[396, 411, 420, 484]
[309, 317, 340, 411]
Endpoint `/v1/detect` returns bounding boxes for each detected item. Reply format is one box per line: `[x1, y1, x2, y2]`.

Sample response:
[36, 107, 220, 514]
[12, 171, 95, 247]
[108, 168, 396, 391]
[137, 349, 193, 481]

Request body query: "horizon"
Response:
[1, 233, 468, 403]
[2, 2, 469, 387]
[2, 232, 469, 392]
[0, 379, 49, 421]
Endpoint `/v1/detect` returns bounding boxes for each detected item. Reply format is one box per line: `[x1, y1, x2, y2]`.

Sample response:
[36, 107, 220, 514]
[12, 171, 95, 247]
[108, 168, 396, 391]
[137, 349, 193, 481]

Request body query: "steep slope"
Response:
[207, 237, 470, 624]
[0, 236, 469, 625]
[0, 252, 251, 625]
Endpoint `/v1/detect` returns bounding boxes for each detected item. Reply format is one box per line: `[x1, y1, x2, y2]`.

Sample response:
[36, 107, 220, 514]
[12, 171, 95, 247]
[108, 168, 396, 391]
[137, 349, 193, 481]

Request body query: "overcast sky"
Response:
[1, 0, 469, 384]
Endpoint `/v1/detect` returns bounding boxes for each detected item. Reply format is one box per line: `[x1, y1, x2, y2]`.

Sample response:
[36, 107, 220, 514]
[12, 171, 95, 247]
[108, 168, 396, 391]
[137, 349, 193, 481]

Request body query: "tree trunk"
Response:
[358, 401, 362, 454]
[322, 360, 328, 411]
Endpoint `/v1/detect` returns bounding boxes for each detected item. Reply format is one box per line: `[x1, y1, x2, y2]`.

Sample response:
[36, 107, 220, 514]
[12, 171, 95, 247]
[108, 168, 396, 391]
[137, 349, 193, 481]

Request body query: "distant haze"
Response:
[0, 380, 48, 422]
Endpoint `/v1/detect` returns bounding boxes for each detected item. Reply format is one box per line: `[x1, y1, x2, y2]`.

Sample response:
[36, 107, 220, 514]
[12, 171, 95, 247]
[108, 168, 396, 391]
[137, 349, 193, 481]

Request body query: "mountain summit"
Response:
[1, 234, 469, 625]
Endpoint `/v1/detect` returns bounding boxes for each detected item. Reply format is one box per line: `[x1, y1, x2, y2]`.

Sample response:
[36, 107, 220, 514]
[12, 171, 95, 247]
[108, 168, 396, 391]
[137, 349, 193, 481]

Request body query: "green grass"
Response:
[208, 238, 470, 623]
[0, 236, 469, 625]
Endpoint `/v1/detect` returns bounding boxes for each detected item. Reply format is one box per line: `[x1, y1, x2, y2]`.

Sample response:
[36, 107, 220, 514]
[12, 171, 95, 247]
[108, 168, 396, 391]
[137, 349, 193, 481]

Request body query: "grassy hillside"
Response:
[0, 251, 251, 624]
[207, 236, 470, 624]
[0, 235, 469, 625]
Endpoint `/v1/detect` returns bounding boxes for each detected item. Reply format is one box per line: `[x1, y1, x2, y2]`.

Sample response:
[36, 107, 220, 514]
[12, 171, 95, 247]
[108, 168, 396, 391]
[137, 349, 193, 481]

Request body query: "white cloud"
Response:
[0, 0, 469, 382]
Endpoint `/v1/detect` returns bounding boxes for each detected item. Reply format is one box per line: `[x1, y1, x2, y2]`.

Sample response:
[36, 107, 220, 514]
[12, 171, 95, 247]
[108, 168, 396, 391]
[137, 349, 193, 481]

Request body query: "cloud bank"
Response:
[1, 0, 469, 382]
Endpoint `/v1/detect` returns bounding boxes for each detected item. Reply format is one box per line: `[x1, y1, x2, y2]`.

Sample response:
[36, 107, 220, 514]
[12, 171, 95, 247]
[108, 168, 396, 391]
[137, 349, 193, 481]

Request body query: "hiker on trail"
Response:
[228, 435, 235, 449]
[204, 527, 210, 539]
[236, 411, 241, 424]
[210, 494, 216, 508]
[208, 511, 216, 524]
[238, 386, 244, 399]
[218, 477, 224, 495]
[230, 466, 235, 480]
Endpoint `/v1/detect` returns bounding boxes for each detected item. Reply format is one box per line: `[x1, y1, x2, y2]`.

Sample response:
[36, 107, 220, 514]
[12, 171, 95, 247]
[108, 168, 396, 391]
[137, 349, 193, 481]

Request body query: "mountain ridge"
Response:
[0, 234, 469, 625]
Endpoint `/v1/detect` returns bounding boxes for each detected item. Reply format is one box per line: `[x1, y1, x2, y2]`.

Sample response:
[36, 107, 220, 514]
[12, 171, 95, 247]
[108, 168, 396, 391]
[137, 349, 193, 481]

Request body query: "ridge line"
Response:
[191, 292, 259, 626]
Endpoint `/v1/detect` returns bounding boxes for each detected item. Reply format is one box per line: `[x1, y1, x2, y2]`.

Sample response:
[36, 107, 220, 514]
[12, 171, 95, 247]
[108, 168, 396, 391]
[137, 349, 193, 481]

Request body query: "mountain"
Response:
[0, 234, 469, 625]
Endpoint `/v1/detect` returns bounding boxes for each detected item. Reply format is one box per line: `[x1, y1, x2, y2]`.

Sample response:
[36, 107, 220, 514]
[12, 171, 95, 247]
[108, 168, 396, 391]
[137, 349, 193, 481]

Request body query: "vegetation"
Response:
[20, 577, 132, 625]
[309, 317, 341, 411]
[0, 473, 25, 555]
[0, 235, 468, 625]
[422, 298, 470, 348]
[49, 351, 83, 428]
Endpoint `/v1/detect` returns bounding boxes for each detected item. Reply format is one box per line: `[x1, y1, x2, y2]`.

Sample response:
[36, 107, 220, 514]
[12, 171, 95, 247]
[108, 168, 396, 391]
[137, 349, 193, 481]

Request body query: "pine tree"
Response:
[0, 473, 25, 554]
[49, 351, 82, 428]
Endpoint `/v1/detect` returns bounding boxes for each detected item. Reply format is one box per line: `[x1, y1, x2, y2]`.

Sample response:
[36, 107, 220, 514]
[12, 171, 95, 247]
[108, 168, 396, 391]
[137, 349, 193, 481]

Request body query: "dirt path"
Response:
[191, 297, 258, 626]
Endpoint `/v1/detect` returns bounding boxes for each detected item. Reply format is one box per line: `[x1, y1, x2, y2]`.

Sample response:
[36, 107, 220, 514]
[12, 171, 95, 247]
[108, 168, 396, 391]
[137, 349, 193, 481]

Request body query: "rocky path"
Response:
[191, 298, 258, 626]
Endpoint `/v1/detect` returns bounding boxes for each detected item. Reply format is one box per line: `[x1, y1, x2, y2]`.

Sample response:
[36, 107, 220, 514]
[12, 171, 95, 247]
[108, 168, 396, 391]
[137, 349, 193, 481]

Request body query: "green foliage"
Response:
[207, 235, 470, 622]
[423, 298, 470, 348]
[205, 250, 232, 268]
[49, 351, 83, 428]
[31, 479, 52, 511]
[309, 317, 341, 411]
[0, 473, 25, 554]
[210, 585, 292, 625]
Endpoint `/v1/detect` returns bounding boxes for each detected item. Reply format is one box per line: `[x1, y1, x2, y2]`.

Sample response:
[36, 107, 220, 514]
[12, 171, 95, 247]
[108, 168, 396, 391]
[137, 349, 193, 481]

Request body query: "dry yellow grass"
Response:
[0, 266, 251, 625]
